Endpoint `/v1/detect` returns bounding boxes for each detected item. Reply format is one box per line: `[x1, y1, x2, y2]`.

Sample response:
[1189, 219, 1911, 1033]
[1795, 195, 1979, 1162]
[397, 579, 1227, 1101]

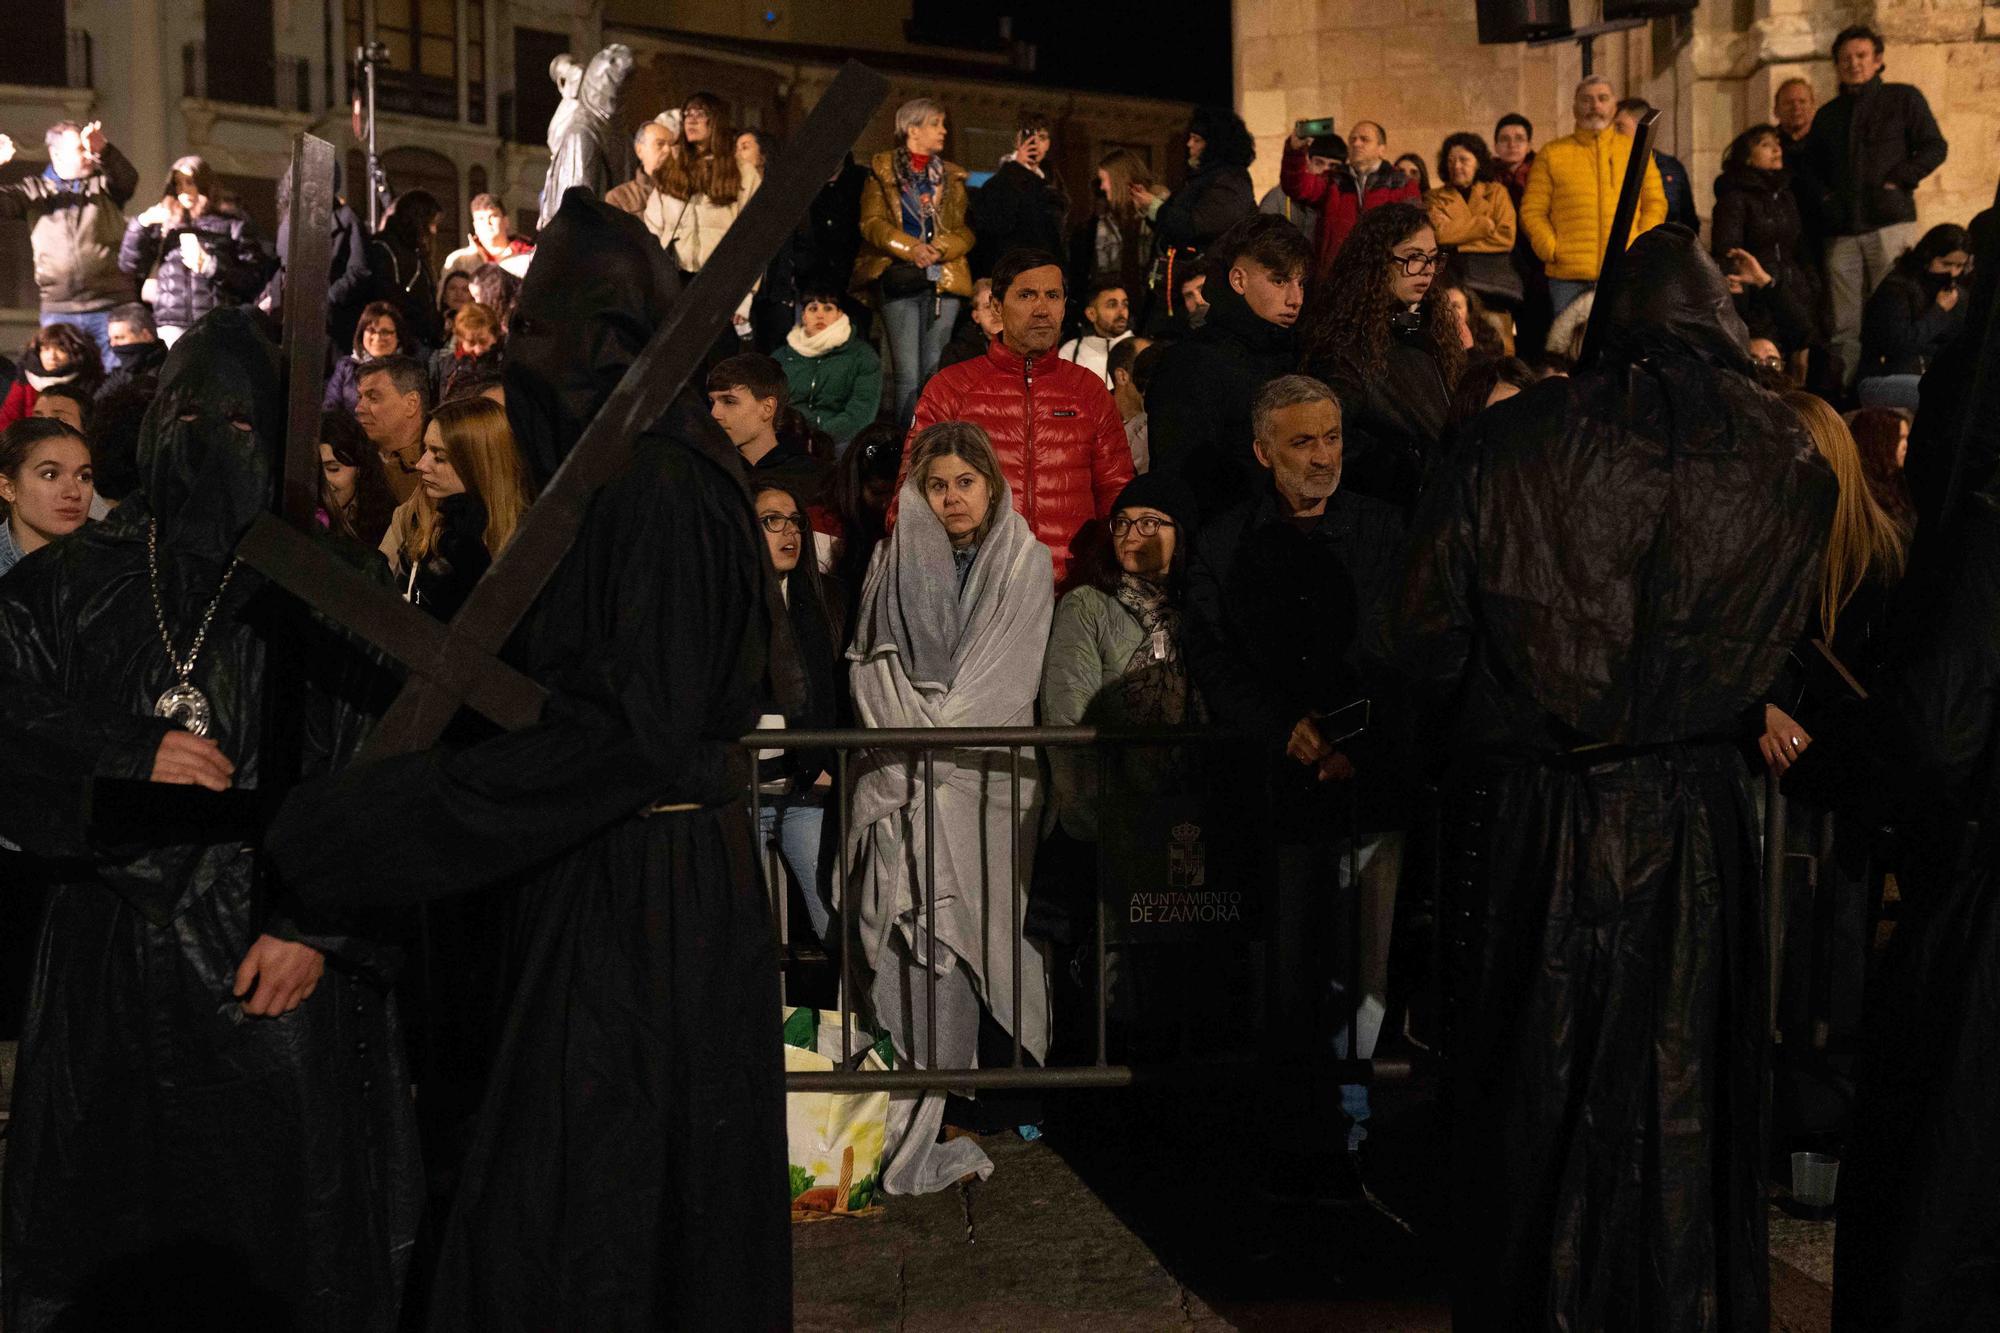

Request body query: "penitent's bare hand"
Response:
[1759, 703, 1812, 775]
[151, 730, 235, 791]
[234, 934, 325, 1017]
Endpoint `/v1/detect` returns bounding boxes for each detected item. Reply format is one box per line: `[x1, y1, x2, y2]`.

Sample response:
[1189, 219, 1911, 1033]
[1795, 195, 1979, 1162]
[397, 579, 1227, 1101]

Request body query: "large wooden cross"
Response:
[236, 62, 889, 764]
[1577, 106, 1659, 370]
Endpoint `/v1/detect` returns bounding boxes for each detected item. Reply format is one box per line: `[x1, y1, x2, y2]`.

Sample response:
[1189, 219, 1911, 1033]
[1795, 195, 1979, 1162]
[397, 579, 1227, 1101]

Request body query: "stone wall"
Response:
[1237, 0, 1998, 239]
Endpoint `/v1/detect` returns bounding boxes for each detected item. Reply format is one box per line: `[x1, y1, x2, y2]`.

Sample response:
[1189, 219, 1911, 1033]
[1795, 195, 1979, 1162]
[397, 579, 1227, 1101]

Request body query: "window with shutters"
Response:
[0, 0, 67, 88]
[345, 0, 458, 120]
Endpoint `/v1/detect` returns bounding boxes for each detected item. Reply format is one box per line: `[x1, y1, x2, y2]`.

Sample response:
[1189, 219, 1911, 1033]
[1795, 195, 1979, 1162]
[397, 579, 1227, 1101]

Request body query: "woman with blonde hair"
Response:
[651, 91, 760, 335]
[853, 96, 975, 426]
[1760, 390, 1909, 773]
[384, 394, 534, 619]
[118, 154, 272, 344]
[1074, 147, 1156, 325]
[846, 419, 1054, 1194]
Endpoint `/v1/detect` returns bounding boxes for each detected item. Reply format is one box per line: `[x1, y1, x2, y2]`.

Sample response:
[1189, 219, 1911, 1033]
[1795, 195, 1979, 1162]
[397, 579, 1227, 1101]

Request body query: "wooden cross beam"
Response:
[280, 134, 336, 527]
[1577, 106, 1658, 371]
[234, 61, 890, 762]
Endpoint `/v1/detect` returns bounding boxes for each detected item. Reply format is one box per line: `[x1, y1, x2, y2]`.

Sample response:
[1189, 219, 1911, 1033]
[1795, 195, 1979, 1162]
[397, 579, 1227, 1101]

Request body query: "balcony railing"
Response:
[67, 28, 92, 90]
[181, 42, 311, 113]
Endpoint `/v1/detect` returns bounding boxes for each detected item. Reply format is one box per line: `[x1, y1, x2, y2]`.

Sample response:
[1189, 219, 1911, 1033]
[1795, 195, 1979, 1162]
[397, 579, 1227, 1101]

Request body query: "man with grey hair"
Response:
[1521, 76, 1667, 322]
[606, 117, 676, 229]
[1186, 372, 1410, 1200]
[0, 120, 139, 360]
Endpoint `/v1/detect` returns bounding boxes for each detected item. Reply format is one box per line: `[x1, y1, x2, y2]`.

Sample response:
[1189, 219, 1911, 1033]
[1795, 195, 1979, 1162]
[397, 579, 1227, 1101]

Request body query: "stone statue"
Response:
[538, 44, 635, 229]
[544, 53, 583, 158]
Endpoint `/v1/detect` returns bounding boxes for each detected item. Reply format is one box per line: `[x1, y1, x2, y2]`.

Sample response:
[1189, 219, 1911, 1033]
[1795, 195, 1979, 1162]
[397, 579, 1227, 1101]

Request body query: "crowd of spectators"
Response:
[0, 31, 1987, 1321]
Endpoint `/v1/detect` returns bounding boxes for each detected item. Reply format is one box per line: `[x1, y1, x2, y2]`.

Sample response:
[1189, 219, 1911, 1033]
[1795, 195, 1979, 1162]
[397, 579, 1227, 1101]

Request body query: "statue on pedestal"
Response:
[538, 44, 635, 229]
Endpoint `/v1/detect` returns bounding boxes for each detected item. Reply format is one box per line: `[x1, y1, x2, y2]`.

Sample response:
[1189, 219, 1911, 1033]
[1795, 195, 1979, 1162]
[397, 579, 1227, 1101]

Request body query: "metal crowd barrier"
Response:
[743, 725, 1416, 1095]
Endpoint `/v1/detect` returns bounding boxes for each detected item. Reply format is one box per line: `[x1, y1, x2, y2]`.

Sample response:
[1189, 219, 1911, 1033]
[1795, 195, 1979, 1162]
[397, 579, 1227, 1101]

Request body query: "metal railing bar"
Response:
[744, 726, 1249, 750]
[786, 1055, 1419, 1093]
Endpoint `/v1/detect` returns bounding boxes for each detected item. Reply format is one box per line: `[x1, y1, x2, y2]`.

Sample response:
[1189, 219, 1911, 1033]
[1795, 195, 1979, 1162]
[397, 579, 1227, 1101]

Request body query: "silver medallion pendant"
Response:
[154, 682, 214, 736]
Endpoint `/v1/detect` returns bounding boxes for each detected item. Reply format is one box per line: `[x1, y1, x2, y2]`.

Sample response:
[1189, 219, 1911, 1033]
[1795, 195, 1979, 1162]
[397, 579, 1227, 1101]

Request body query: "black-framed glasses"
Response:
[1752, 355, 1785, 372]
[1110, 515, 1176, 538]
[759, 513, 805, 534]
[1392, 250, 1443, 275]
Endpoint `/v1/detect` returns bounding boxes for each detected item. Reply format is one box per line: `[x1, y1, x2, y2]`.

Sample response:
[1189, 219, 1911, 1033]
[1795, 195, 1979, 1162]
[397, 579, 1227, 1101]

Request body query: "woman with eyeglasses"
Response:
[750, 479, 847, 949]
[653, 93, 760, 340]
[1034, 473, 1205, 978]
[1298, 202, 1464, 511]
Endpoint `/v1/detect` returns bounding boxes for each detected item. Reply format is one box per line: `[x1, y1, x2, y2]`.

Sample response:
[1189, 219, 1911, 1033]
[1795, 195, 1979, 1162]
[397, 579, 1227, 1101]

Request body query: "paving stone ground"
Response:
[794, 1077, 1836, 1331]
[0, 1039, 1835, 1330]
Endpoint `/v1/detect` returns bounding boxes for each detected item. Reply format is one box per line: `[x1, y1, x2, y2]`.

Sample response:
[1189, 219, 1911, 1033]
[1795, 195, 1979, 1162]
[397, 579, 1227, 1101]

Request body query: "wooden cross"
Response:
[1577, 105, 1658, 371]
[235, 62, 890, 763]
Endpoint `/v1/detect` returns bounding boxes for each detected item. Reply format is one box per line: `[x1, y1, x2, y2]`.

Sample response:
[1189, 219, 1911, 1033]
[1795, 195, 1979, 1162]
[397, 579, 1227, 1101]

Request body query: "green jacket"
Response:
[774, 329, 882, 446]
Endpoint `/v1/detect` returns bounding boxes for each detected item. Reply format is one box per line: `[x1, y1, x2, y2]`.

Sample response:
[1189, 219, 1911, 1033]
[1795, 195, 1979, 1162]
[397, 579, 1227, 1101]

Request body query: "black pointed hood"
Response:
[133, 307, 284, 561]
[1594, 223, 1752, 374]
[504, 188, 682, 485]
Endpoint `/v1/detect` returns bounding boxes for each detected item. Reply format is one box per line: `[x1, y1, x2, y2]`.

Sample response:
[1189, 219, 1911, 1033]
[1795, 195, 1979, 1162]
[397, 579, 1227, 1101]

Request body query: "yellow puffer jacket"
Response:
[852, 149, 975, 300]
[1520, 127, 1667, 281]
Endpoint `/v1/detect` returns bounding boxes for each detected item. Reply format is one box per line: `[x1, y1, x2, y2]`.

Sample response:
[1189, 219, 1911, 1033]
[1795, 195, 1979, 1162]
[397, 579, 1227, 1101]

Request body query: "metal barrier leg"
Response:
[924, 748, 937, 1069]
[1764, 770, 1788, 1037]
[1011, 745, 1024, 1070]
[837, 749, 853, 1065]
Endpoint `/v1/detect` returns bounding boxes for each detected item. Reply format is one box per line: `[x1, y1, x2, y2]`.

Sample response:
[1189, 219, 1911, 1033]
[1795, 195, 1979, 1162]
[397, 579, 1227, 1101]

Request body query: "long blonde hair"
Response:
[1096, 148, 1154, 224]
[1783, 391, 1908, 640]
[406, 396, 534, 564]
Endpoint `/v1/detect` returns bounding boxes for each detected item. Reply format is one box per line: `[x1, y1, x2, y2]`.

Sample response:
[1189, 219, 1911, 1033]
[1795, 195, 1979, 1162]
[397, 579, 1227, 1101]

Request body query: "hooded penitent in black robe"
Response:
[0, 308, 421, 1332]
[1785, 203, 2000, 1333]
[263, 192, 793, 1331]
[1398, 226, 1835, 1332]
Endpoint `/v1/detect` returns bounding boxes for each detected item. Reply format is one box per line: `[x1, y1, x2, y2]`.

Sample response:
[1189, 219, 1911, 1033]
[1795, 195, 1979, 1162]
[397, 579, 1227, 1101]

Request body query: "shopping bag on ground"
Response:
[782, 1006, 893, 1220]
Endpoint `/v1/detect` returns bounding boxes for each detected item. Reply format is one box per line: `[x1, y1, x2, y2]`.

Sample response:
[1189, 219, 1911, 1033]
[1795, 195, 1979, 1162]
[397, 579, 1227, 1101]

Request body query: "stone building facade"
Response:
[0, 0, 1190, 354]
[1236, 0, 1997, 238]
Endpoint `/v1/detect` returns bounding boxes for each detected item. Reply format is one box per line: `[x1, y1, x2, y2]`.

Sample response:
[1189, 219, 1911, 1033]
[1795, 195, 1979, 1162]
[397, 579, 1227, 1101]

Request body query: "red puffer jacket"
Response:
[901, 338, 1134, 586]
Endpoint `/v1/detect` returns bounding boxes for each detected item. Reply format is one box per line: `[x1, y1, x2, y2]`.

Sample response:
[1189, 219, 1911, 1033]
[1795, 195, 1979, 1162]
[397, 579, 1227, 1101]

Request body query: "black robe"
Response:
[0, 309, 420, 1332]
[1786, 203, 2000, 1333]
[1398, 227, 1835, 1331]
[1785, 501, 2000, 1332]
[264, 193, 793, 1332]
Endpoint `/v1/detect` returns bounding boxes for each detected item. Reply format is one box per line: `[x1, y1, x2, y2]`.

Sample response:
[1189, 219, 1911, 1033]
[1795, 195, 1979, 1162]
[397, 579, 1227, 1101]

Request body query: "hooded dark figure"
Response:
[262, 190, 793, 1332]
[1782, 202, 2000, 1333]
[1398, 224, 1835, 1331]
[0, 307, 421, 1332]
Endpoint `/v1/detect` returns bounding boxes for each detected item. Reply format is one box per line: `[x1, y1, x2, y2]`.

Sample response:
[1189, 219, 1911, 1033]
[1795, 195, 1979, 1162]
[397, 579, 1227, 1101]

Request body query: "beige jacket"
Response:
[647, 165, 760, 318]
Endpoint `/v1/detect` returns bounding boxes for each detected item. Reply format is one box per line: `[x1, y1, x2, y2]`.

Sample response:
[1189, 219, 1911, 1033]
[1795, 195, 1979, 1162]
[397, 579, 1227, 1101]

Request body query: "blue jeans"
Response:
[879, 289, 964, 428]
[1333, 832, 1402, 1152]
[1547, 278, 1594, 327]
[1858, 374, 1923, 411]
[42, 308, 114, 363]
[759, 795, 830, 944]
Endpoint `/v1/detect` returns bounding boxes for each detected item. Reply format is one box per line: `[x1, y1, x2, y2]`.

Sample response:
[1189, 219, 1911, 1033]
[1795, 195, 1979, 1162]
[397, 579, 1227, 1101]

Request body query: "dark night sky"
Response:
[913, 1, 1236, 107]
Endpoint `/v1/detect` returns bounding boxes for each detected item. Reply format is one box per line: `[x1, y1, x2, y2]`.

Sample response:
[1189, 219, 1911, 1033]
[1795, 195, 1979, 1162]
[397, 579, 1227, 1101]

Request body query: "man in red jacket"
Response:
[1279, 119, 1420, 276]
[904, 247, 1134, 585]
